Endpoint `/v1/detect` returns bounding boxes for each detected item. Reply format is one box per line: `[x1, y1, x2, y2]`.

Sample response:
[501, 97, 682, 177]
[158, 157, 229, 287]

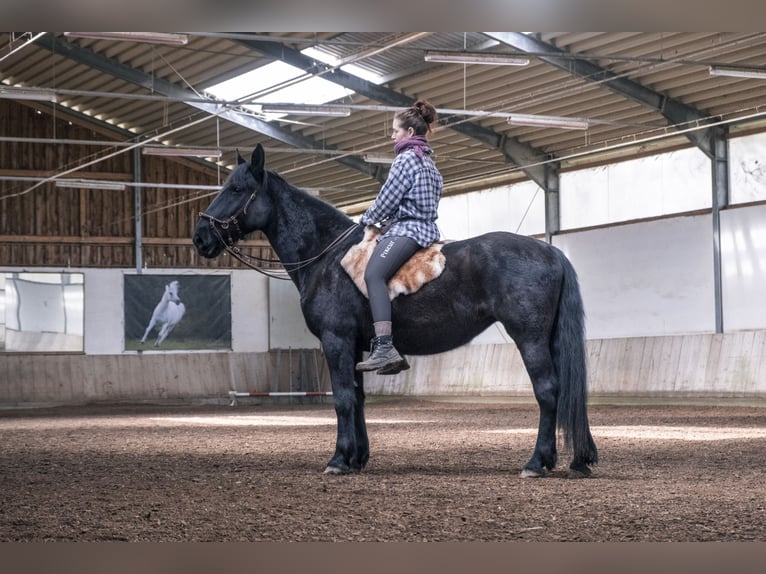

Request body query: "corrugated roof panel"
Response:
[3, 32, 766, 212]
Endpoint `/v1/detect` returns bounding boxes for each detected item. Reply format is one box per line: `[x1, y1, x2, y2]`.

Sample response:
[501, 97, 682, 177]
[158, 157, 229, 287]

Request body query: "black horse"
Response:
[193, 145, 598, 477]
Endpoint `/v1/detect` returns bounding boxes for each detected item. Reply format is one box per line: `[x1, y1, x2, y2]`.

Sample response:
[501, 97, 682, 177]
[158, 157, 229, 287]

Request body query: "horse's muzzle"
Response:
[192, 225, 223, 258]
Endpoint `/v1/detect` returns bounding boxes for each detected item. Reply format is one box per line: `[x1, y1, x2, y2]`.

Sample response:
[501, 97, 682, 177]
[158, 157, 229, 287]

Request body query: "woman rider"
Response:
[355, 99, 443, 374]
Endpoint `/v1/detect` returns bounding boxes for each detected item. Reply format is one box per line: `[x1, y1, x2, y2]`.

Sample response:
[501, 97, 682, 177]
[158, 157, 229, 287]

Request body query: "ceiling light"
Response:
[260, 104, 352, 117]
[424, 50, 529, 66]
[142, 146, 223, 158]
[364, 154, 394, 165]
[64, 32, 189, 45]
[507, 114, 590, 130]
[0, 87, 57, 102]
[708, 65, 766, 80]
[55, 179, 126, 191]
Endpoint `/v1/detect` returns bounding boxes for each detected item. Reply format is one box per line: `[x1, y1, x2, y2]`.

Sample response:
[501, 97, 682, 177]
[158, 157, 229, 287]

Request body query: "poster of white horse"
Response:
[140, 280, 186, 347]
[124, 275, 230, 351]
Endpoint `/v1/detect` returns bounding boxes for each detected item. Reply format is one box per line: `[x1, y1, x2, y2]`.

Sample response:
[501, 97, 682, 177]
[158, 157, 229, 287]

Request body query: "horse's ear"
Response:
[250, 144, 265, 177]
[236, 149, 246, 165]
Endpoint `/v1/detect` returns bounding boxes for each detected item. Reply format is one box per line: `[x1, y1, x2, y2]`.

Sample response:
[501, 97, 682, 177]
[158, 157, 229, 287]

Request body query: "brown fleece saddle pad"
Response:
[340, 226, 446, 300]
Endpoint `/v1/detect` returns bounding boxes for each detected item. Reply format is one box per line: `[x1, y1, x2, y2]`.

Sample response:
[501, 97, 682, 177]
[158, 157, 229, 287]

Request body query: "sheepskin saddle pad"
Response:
[340, 226, 446, 301]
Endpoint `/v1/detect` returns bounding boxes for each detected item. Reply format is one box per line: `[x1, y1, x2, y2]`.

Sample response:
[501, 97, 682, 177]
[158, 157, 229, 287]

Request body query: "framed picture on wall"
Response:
[123, 274, 231, 351]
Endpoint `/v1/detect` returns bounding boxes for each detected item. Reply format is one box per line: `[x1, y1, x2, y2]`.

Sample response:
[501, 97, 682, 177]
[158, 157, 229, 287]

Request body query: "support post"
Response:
[133, 147, 143, 273]
[711, 127, 729, 334]
[544, 162, 561, 244]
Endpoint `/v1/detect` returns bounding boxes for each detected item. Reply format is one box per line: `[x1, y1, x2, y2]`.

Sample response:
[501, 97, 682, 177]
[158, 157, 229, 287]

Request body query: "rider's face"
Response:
[391, 119, 414, 142]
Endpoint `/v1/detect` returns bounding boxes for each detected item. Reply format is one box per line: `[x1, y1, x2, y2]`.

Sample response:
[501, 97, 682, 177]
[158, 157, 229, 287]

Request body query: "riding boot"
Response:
[355, 335, 408, 372]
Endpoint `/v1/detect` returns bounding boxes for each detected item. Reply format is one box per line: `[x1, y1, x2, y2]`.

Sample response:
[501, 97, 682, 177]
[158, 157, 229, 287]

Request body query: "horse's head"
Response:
[166, 280, 181, 303]
[193, 144, 271, 258]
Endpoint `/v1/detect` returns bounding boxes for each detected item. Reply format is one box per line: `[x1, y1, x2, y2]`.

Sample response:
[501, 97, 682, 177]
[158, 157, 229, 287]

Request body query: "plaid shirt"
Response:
[360, 148, 443, 247]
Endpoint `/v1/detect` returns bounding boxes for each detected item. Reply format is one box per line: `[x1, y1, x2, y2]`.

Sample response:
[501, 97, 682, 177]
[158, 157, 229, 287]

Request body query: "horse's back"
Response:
[439, 231, 563, 287]
[391, 231, 566, 354]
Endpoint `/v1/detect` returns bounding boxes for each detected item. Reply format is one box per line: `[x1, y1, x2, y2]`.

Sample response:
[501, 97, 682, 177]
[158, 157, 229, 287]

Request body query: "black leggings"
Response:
[364, 235, 421, 323]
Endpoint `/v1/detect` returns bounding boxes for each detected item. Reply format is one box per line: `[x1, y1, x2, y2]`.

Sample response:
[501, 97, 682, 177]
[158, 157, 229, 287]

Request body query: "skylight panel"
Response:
[301, 46, 386, 85]
[204, 60, 353, 119]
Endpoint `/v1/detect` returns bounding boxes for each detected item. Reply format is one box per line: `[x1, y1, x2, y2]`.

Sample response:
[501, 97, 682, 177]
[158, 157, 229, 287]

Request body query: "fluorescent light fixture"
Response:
[709, 65, 766, 80]
[64, 32, 189, 46]
[56, 179, 126, 191]
[507, 114, 590, 130]
[364, 154, 394, 165]
[142, 146, 222, 158]
[260, 103, 351, 117]
[0, 87, 57, 102]
[424, 50, 529, 66]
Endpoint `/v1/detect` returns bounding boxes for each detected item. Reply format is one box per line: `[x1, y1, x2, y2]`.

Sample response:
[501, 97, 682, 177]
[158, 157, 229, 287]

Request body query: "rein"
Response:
[224, 223, 359, 280]
[198, 170, 359, 280]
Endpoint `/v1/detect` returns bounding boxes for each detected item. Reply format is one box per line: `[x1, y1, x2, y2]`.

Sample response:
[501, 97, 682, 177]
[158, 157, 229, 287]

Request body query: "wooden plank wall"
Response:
[1, 334, 765, 406]
[0, 350, 329, 406]
[0, 100, 278, 270]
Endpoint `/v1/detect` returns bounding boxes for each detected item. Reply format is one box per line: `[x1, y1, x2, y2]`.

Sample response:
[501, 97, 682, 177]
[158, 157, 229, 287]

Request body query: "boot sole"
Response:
[355, 355, 407, 373]
[376, 357, 411, 375]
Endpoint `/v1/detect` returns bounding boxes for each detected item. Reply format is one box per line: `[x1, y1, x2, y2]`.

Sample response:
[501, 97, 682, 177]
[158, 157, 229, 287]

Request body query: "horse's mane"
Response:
[265, 168, 353, 226]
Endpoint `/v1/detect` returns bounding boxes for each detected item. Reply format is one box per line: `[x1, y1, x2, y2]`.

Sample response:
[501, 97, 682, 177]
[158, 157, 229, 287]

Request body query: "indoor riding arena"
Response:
[2, 32, 766, 544]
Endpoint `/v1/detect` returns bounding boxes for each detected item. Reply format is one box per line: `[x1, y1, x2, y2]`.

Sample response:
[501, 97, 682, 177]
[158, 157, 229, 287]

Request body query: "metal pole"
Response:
[133, 147, 143, 273]
[544, 162, 561, 244]
[711, 126, 729, 334]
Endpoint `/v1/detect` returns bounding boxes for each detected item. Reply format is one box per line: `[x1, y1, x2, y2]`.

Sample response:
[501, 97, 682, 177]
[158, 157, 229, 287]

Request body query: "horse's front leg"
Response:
[323, 335, 369, 474]
[352, 365, 368, 468]
[155, 322, 170, 346]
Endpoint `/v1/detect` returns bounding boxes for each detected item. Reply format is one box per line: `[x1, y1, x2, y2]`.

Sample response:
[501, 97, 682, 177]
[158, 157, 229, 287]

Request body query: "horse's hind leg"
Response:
[517, 340, 559, 478]
[140, 317, 156, 344]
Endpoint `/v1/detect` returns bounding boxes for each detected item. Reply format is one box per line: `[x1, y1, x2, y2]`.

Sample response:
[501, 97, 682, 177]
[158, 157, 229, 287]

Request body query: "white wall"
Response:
[438, 180, 545, 240]
[729, 131, 766, 204]
[554, 215, 716, 338]
[84, 269, 124, 354]
[560, 147, 711, 229]
[721, 204, 766, 330]
[231, 271, 270, 352]
[268, 277, 320, 349]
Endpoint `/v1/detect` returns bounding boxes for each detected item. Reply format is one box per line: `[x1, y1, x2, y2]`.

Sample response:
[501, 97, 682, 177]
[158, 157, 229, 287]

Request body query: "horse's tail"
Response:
[551, 248, 598, 468]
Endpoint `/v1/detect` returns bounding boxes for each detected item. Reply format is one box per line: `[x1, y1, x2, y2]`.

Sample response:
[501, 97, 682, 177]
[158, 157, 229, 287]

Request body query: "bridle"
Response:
[197, 170, 263, 251]
[198, 169, 358, 280]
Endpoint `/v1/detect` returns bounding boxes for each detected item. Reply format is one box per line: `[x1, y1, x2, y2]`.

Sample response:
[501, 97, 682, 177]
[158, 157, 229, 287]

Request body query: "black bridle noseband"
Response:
[198, 170, 358, 280]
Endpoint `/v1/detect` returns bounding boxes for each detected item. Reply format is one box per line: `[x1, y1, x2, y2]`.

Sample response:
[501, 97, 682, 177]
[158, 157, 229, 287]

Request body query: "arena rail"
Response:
[228, 390, 333, 406]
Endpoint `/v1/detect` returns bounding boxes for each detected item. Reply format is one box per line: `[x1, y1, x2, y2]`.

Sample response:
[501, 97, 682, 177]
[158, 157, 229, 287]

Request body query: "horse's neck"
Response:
[265, 189, 352, 264]
[155, 292, 171, 312]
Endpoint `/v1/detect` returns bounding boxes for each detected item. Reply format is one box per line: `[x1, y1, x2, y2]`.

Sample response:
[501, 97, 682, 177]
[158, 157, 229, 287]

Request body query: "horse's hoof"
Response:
[323, 465, 349, 475]
[520, 468, 545, 478]
[567, 464, 592, 479]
